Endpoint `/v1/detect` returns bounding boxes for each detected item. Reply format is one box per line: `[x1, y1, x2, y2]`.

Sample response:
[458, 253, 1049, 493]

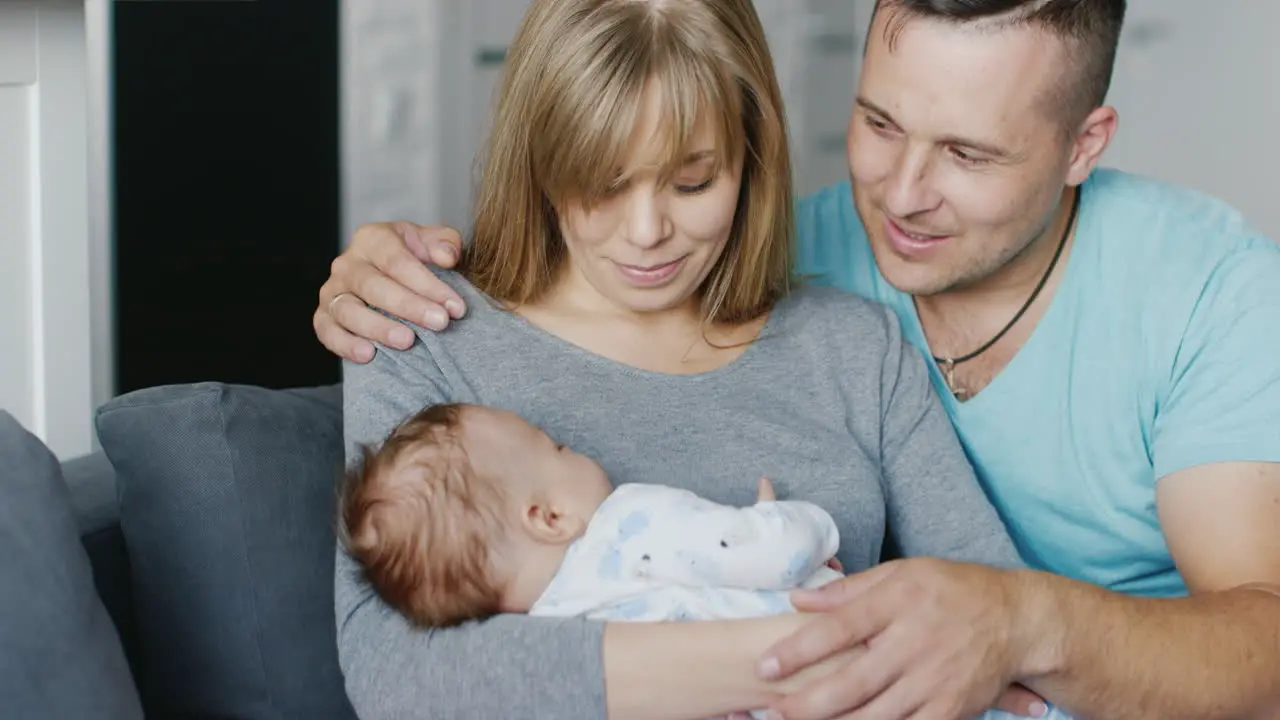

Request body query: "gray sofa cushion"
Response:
[0, 411, 144, 720]
[95, 383, 355, 719]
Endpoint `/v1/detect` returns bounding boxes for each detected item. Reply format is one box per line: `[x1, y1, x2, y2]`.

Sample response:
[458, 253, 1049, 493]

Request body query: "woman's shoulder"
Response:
[434, 268, 486, 304]
[383, 269, 523, 351]
[772, 282, 903, 350]
[345, 271, 519, 387]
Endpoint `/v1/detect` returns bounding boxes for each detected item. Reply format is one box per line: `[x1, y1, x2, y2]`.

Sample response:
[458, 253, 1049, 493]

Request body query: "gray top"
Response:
[336, 271, 1023, 719]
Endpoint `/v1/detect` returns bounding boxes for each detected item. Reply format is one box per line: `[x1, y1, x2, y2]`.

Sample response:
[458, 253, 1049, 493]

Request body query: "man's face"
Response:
[848, 10, 1080, 296]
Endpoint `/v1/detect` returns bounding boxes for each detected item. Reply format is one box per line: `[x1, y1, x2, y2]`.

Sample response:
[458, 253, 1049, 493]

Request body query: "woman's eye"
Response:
[675, 177, 714, 195]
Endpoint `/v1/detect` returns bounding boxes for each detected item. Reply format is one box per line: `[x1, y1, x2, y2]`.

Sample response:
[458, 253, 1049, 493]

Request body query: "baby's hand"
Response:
[756, 477, 776, 503]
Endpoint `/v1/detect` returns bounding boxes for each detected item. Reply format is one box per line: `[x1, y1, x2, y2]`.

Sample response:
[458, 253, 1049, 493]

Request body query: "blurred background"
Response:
[1, 0, 1276, 460]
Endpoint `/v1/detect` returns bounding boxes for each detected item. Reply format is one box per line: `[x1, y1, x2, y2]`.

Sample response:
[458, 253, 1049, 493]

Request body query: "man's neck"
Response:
[911, 186, 1079, 400]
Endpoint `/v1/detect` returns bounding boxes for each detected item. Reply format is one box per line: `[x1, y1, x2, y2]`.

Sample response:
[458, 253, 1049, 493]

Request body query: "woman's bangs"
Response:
[536, 40, 744, 209]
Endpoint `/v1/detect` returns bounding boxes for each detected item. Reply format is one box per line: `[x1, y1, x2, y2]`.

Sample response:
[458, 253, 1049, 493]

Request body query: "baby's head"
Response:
[338, 403, 612, 628]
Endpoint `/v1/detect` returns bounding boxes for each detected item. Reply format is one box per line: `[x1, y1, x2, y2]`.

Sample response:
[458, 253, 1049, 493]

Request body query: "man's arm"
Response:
[1017, 238, 1280, 718]
[1015, 461, 1280, 719]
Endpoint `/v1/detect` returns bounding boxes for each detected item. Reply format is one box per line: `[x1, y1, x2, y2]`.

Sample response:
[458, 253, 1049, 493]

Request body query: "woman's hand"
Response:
[756, 558, 1047, 719]
[314, 221, 469, 362]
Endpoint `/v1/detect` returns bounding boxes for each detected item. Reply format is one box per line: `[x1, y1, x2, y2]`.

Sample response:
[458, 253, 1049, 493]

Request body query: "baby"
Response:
[337, 402, 843, 631]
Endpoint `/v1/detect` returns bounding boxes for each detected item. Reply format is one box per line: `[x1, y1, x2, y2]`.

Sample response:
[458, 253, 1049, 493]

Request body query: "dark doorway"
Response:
[113, 0, 342, 394]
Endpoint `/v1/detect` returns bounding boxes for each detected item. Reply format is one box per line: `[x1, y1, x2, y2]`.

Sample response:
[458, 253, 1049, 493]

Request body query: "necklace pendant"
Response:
[937, 358, 968, 400]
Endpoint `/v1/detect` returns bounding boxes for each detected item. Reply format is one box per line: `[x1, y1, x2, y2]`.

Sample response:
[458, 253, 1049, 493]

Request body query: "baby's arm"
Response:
[621, 483, 840, 592]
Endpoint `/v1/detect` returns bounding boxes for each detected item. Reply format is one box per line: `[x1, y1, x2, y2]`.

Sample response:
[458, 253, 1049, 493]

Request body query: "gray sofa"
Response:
[1, 382, 359, 719]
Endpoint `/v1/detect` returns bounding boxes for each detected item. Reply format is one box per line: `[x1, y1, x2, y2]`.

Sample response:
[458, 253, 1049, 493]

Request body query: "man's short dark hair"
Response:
[874, 0, 1127, 126]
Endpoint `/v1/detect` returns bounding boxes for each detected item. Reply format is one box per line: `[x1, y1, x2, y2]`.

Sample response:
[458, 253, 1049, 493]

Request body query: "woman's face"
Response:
[556, 83, 744, 317]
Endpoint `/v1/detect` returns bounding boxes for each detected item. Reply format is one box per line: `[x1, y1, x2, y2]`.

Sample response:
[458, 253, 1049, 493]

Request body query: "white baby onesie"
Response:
[529, 483, 842, 720]
[529, 482, 843, 623]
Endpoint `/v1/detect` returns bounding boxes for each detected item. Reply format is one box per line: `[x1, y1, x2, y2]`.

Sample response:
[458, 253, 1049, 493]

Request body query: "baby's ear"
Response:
[521, 500, 583, 545]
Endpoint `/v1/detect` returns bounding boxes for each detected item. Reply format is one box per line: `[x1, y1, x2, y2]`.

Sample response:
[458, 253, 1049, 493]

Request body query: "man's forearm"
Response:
[1012, 571, 1280, 719]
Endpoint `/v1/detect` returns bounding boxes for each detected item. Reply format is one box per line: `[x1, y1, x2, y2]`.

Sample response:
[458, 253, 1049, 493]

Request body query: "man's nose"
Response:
[883, 148, 942, 219]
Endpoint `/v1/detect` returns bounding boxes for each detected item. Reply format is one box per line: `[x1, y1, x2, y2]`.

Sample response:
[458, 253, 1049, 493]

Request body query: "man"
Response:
[314, 1, 1280, 718]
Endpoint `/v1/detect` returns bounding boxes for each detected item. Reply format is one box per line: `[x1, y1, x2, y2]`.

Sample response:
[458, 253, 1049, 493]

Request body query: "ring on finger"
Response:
[328, 292, 357, 316]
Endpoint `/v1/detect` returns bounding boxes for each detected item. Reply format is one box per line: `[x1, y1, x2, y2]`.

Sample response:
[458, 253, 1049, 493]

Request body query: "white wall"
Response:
[340, 0, 446, 246]
[1103, 1, 1280, 237]
[0, 0, 107, 460]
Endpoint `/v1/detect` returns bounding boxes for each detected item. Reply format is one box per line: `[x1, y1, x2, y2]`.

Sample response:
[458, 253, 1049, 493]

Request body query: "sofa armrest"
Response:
[60, 451, 139, 685]
[62, 451, 121, 535]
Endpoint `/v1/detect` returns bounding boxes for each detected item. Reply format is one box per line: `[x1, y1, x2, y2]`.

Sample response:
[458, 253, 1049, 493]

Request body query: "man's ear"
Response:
[521, 499, 584, 544]
[1066, 105, 1119, 187]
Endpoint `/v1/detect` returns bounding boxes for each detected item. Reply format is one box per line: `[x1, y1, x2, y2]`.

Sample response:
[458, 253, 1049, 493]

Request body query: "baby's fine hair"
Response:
[337, 402, 506, 628]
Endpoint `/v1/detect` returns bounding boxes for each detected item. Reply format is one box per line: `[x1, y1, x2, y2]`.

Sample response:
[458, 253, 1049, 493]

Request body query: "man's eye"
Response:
[949, 147, 990, 166]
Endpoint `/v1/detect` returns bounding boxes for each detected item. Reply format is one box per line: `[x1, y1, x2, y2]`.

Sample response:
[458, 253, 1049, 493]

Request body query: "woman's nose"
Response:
[623, 190, 673, 248]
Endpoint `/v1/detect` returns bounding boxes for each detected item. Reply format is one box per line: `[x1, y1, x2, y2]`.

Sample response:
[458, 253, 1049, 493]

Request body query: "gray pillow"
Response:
[95, 382, 355, 719]
[0, 411, 143, 720]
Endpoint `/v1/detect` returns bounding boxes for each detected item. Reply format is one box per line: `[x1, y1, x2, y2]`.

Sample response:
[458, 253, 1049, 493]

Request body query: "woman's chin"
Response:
[612, 289, 697, 316]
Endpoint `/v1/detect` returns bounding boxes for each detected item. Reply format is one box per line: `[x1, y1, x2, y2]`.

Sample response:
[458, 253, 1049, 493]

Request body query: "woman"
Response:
[333, 1, 1025, 718]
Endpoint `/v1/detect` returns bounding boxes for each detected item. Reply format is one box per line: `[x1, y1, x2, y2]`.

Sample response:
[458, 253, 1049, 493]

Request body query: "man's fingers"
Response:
[376, 248, 473, 320]
[790, 562, 898, 611]
[769, 649, 902, 720]
[343, 260, 453, 331]
[757, 477, 777, 502]
[384, 255, 467, 321]
[329, 291, 416, 349]
[759, 605, 885, 681]
[991, 685, 1048, 718]
[406, 223, 464, 270]
[370, 225, 467, 319]
[388, 221, 435, 264]
[312, 308, 375, 363]
[818, 671, 927, 720]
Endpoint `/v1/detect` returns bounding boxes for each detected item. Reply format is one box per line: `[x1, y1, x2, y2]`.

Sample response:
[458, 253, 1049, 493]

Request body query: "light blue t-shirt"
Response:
[796, 167, 1280, 598]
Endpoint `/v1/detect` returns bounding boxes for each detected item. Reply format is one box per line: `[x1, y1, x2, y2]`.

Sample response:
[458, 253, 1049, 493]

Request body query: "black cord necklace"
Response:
[932, 187, 1080, 400]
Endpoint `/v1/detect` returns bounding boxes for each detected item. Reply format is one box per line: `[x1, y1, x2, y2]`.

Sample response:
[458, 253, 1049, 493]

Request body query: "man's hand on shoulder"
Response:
[314, 221, 468, 363]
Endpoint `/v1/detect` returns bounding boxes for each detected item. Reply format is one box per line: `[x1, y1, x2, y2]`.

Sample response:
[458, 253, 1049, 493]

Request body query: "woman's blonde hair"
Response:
[462, 0, 795, 325]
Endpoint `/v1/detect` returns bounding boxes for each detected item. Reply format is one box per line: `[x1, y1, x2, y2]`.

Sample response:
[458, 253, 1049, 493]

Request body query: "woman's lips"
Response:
[613, 256, 686, 286]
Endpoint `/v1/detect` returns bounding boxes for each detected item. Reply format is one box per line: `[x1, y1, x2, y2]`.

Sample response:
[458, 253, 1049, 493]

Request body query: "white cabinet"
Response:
[0, 0, 108, 460]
